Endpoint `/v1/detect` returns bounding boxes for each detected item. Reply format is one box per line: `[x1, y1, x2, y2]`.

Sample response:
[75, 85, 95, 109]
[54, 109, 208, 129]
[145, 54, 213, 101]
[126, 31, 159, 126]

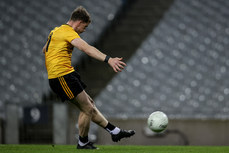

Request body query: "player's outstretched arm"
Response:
[71, 38, 126, 72]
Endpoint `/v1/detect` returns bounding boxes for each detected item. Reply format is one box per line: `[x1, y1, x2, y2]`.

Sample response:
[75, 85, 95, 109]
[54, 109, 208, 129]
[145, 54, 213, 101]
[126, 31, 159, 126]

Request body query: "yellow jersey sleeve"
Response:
[45, 24, 80, 79]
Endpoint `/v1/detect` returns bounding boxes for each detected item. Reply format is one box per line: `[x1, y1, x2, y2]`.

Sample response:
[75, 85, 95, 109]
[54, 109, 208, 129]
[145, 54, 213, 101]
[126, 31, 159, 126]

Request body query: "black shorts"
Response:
[49, 71, 87, 102]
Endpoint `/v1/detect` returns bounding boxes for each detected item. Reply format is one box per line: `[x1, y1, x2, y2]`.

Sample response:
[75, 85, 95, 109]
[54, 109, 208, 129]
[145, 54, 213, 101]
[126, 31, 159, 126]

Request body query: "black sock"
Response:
[105, 122, 121, 135]
[104, 122, 116, 132]
[79, 136, 88, 143]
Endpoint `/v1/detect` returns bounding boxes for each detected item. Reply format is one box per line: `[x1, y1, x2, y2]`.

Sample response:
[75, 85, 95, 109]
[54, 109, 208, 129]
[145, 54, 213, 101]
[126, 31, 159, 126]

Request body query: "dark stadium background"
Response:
[0, 0, 229, 145]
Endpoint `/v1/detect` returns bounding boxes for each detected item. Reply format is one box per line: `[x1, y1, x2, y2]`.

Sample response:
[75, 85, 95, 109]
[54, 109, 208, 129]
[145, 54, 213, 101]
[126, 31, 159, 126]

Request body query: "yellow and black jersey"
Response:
[45, 24, 80, 79]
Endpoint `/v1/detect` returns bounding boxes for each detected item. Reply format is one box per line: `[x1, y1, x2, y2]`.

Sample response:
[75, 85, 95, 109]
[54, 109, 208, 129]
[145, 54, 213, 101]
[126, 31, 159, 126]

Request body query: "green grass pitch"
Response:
[1, 145, 229, 153]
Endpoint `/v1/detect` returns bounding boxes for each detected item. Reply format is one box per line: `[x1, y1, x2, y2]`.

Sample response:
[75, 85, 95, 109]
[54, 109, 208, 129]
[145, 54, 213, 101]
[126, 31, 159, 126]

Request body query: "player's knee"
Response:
[84, 104, 95, 116]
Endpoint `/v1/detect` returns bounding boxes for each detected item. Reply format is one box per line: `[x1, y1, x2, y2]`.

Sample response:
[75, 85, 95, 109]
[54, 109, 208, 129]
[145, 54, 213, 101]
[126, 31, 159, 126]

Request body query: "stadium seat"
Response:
[95, 0, 229, 119]
[0, 0, 123, 118]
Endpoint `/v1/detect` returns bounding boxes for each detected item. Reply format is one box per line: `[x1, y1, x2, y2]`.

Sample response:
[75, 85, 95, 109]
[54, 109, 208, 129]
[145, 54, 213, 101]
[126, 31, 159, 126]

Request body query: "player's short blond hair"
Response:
[70, 6, 91, 23]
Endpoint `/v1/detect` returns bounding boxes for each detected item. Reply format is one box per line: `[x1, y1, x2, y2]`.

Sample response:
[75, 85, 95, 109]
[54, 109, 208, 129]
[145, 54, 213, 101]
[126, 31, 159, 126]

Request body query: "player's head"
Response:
[70, 6, 91, 24]
[70, 6, 91, 33]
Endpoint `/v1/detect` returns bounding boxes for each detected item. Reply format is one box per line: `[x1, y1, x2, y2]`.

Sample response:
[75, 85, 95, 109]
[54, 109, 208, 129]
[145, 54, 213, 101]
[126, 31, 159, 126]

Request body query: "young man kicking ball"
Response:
[43, 6, 135, 149]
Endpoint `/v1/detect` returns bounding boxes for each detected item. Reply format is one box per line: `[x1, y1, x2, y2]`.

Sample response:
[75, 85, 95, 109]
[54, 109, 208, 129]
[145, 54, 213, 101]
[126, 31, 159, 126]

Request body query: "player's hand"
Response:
[108, 57, 126, 72]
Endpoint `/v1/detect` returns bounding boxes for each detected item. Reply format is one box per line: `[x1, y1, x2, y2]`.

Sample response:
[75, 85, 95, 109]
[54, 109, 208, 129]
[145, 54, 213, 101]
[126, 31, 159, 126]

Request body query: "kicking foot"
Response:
[77, 142, 98, 149]
[111, 129, 135, 142]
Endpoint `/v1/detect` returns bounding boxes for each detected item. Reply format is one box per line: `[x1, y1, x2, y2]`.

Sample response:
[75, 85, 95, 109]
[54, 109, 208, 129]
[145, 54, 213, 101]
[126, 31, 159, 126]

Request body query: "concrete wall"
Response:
[53, 103, 68, 144]
[96, 118, 229, 146]
[0, 119, 2, 143]
[4, 104, 19, 144]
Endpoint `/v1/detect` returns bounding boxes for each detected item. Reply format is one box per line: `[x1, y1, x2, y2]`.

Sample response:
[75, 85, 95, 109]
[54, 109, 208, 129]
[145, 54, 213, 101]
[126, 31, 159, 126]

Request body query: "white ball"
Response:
[147, 111, 168, 133]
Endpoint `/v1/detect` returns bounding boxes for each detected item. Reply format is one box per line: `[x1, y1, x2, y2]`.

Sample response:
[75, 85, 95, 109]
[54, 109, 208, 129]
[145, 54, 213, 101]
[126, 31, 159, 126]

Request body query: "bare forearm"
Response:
[85, 45, 106, 62]
[85, 46, 127, 72]
[71, 38, 106, 61]
[71, 38, 126, 72]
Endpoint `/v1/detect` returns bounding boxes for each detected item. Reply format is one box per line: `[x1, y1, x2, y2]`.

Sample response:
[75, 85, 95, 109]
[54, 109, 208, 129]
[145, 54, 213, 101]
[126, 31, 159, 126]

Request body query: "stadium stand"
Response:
[0, 0, 122, 118]
[95, 0, 229, 119]
[76, 0, 174, 99]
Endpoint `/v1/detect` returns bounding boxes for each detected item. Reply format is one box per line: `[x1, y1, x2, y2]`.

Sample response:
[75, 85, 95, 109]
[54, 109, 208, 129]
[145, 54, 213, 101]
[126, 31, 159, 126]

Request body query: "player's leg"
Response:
[70, 90, 97, 149]
[85, 93, 108, 127]
[85, 93, 136, 142]
[77, 111, 90, 137]
[72, 91, 93, 136]
[92, 106, 135, 142]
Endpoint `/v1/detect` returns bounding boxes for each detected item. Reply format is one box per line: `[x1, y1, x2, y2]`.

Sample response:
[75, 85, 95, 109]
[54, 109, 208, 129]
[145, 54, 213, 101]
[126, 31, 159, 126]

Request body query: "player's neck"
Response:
[67, 20, 80, 31]
[66, 21, 73, 27]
